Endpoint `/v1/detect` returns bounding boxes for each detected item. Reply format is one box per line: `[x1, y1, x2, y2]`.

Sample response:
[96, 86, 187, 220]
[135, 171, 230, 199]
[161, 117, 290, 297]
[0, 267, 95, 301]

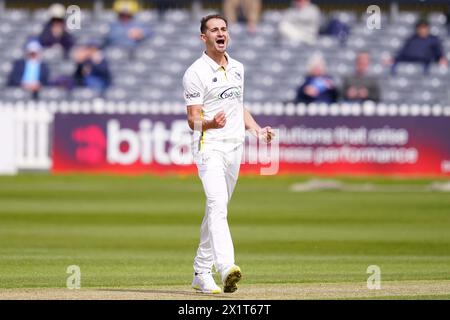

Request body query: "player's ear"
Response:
[200, 33, 207, 43]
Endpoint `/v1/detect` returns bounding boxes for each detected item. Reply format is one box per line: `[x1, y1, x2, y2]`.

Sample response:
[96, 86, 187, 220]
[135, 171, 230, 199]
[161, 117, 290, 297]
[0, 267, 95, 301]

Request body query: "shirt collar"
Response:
[202, 51, 233, 72]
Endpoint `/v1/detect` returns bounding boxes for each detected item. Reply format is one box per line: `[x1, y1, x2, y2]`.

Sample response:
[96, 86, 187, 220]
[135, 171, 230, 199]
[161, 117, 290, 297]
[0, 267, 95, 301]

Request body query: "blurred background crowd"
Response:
[1, 0, 449, 106]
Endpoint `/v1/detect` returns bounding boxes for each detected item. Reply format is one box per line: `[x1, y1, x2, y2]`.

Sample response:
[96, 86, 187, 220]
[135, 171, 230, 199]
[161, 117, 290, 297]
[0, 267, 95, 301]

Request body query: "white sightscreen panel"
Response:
[0, 110, 17, 175]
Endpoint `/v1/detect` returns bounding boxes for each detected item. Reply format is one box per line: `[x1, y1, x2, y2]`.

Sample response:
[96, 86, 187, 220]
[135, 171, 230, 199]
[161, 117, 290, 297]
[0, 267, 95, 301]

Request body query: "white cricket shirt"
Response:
[183, 52, 245, 153]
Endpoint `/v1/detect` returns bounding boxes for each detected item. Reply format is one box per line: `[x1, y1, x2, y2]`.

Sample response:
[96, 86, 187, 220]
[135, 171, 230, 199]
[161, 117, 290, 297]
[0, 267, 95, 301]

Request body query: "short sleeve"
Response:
[183, 69, 204, 106]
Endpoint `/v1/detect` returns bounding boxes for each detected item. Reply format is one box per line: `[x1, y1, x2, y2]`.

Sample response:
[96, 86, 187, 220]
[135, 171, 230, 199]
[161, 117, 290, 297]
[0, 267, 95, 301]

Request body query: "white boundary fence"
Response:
[14, 106, 53, 170]
[1, 100, 450, 172]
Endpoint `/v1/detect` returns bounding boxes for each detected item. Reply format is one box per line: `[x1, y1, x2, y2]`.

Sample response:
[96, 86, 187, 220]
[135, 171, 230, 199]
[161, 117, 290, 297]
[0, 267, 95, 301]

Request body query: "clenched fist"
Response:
[258, 126, 275, 143]
[212, 111, 226, 128]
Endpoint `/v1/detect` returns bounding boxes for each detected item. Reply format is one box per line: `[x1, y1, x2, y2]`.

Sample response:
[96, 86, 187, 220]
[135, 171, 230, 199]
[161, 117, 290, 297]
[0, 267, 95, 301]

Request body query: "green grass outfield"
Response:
[0, 174, 449, 299]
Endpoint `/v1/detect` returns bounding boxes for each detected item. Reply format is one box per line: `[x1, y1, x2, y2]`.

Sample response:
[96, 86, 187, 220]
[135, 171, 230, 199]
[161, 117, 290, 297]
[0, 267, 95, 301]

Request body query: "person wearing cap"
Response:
[38, 3, 75, 58]
[73, 41, 111, 92]
[104, 0, 150, 50]
[7, 40, 50, 98]
[391, 19, 447, 73]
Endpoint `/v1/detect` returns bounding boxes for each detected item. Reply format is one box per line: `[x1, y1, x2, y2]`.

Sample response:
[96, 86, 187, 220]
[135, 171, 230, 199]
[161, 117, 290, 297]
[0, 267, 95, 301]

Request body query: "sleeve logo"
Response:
[185, 92, 201, 100]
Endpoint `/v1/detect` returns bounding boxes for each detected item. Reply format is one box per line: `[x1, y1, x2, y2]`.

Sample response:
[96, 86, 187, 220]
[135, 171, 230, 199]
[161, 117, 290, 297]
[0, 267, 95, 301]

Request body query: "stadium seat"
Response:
[70, 88, 101, 100]
[383, 89, 402, 103]
[394, 11, 419, 25]
[39, 87, 68, 100]
[1, 87, 35, 101]
[261, 10, 283, 25]
[104, 87, 139, 101]
[31, 8, 49, 23]
[429, 65, 449, 78]
[329, 10, 357, 25]
[135, 10, 159, 24]
[112, 74, 139, 88]
[93, 9, 116, 23]
[104, 47, 132, 62]
[428, 12, 446, 26]
[1, 9, 30, 23]
[394, 63, 424, 76]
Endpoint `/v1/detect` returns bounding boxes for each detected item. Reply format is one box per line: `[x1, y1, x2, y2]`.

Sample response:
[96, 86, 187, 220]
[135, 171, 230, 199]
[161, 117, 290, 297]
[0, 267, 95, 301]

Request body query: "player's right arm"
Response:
[183, 69, 226, 131]
[187, 105, 226, 131]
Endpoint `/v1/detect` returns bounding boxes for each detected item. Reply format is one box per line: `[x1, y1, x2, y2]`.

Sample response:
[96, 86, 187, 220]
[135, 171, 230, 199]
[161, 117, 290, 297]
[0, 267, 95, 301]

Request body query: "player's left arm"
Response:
[244, 107, 274, 143]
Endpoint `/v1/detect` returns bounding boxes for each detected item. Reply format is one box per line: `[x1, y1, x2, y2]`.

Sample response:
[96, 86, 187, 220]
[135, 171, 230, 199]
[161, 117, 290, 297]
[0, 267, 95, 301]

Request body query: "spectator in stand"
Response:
[73, 41, 111, 92]
[279, 0, 321, 45]
[342, 52, 380, 103]
[223, 0, 262, 33]
[390, 19, 447, 74]
[294, 54, 338, 104]
[38, 3, 75, 58]
[7, 40, 50, 99]
[104, 0, 150, 50]
[320, 15, 350, 46]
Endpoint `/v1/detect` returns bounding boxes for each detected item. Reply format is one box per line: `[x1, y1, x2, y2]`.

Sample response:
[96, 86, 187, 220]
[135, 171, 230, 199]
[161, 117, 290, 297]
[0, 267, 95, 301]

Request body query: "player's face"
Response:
[201, 18, 229, 54]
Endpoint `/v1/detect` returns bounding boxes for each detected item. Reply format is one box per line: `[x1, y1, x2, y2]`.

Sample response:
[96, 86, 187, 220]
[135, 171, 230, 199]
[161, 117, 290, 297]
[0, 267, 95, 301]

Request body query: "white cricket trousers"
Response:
[193, 143, 243, 275]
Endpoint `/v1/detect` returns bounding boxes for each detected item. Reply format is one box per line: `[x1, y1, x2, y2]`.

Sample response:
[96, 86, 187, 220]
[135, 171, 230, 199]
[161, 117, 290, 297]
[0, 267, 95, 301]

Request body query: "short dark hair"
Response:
[415, 19, 429, 28]
[200, 14, 228, 34]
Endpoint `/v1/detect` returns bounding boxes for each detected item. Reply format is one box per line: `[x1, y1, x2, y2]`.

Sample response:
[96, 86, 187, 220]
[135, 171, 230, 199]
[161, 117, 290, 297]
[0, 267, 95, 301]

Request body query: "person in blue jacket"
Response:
[294, 53, 338, 104]
[7, 40, 50, 99]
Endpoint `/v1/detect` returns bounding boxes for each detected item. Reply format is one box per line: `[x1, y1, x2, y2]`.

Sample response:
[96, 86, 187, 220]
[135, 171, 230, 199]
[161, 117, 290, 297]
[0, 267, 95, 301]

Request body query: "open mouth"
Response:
[216, 39, 226, 46]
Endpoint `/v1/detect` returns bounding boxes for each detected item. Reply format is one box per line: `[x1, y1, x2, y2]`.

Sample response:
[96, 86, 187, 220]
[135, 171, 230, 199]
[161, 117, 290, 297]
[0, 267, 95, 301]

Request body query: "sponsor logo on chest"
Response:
[218, 86, 242, 100]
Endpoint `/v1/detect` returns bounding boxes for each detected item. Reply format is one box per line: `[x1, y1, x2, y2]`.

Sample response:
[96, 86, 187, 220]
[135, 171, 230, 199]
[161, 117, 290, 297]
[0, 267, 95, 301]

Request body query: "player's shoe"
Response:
[221, 265, 242, 293]
[192, 272, 222, 294]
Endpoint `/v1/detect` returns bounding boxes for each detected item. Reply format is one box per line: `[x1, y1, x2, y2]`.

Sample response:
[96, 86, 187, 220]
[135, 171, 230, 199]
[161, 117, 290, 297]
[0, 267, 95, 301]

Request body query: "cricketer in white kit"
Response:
[183, 14, 274, 294]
